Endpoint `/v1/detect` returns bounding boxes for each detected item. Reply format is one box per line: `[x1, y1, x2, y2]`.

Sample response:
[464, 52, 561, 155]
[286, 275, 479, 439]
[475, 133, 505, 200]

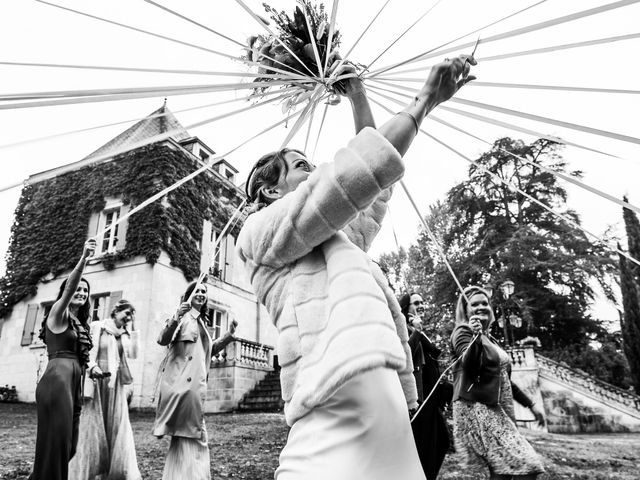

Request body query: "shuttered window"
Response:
[21, 304, 39, 346]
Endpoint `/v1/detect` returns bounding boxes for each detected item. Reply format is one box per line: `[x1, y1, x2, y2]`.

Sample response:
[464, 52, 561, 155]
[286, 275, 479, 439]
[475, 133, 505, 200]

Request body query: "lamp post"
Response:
[499, 279, 515, 299]
[496, 279, 522, 346]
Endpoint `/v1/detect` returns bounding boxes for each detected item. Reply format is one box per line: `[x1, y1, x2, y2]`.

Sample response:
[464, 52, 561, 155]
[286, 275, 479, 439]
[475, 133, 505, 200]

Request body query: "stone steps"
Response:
[236, 369, 284, 412]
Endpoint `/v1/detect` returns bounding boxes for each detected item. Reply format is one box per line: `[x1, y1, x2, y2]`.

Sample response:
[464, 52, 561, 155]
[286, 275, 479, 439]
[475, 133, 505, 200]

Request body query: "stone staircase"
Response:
[236, 368, 284, 412]
[536, 353, 640, 420]
[509, 347, 640, 433]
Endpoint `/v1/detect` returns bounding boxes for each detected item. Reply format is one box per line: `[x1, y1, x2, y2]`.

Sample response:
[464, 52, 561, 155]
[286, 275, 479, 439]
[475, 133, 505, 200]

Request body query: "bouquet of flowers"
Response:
[242, 1, 346, 104]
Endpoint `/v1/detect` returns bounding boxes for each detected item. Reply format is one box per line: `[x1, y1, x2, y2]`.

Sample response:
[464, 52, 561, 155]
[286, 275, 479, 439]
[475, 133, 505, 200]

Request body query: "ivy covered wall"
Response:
[0, 143, 244, 318]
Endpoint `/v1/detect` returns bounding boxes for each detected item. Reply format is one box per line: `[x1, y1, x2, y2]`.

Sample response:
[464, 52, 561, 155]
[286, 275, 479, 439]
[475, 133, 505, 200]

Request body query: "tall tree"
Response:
[387, 137, 624, 381]
[620, 198, 640, 391]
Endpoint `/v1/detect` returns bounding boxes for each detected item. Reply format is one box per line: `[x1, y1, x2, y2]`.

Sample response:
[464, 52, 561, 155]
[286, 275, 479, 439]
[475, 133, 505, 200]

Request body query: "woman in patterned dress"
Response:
[69, 299, 141, 480]
[450, 286, 545, 479]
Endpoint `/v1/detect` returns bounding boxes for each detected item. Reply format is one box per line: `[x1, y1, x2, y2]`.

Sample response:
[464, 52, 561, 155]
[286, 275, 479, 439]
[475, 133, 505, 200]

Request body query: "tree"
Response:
[620, 197, 640, 391]
[385, 137, 625, 382]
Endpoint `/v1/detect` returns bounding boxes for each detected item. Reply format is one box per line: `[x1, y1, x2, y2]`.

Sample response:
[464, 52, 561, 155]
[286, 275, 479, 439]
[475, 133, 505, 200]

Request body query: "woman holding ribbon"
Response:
[30, 239, 96, 480]
[451, 285, 545, 479]
[153, 281, 237, 480]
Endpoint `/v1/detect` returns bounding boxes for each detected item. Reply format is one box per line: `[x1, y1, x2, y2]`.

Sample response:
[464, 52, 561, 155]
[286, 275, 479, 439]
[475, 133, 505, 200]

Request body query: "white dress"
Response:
[276, 367, 426, 480]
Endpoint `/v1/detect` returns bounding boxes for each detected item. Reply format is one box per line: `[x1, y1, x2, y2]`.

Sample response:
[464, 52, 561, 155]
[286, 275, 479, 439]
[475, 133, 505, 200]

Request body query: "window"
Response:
[91, 294, 110, 322]
[101, 208, 120, 253]
[199, 149, 210, 162]
[208, 232, 236, 282]
[201, 221, 236, 283]
[89, 199, 128, 256]
[205, 308, 226, 340]
[211, 231, 224, 279]
[21, 302, 52, 346]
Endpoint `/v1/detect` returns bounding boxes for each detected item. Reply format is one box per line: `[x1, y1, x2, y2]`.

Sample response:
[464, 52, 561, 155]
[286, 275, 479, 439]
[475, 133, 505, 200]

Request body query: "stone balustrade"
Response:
[536, 354, 640, 417]
[212, 337, 273, 369]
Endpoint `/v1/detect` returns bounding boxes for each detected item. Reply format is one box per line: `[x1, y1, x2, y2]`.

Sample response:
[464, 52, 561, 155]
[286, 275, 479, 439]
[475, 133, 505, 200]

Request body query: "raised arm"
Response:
[339, 56, 475, 251]
[329, 60, 376, 133]
[47, 238, 95, 334]
[239, 56, 475, 267]
[211, 318, 238, 356]
[157, 301, 190, 346]
[378, 55, 476, 156]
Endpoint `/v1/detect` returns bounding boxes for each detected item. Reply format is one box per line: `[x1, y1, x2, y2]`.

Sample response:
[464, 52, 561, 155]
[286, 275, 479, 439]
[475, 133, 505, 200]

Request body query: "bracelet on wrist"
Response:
[396, 111, 420, 135]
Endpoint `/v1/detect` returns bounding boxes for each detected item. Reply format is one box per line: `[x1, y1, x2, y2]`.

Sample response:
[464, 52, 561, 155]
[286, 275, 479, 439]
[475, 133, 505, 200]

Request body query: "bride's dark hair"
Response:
[245, 148, 306, 205]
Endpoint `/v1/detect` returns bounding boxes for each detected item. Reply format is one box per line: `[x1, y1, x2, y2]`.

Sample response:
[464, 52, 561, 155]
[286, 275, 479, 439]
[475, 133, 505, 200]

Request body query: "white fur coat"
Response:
[237, 127, 417, 425]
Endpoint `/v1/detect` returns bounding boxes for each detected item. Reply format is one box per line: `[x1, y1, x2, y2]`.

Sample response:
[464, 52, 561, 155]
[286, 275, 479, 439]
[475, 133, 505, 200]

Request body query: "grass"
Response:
[1, 403, 639, 479]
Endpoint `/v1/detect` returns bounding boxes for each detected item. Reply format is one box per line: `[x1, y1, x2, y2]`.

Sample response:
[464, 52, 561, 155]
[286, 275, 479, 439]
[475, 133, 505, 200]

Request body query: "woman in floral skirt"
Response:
[451, 285, 546, 479]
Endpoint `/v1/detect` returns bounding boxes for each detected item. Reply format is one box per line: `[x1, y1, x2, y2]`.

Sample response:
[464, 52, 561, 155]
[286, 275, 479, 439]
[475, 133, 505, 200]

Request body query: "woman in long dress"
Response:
[153, 281, 237, 480]
[30, 238, 96, 480]
[450, 286, 545, 479]
[69, 299, 141, 480]
[237, 55, 476, 480]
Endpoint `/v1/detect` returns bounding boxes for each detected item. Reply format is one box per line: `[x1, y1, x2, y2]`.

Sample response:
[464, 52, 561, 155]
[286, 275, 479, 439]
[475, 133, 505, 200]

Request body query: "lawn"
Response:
[1, 403, 638, 479]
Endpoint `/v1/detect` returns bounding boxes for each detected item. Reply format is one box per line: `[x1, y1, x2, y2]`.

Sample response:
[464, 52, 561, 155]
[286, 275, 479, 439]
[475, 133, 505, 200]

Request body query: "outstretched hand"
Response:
[423, 54, 476, 107]
[327, 60, 364, 98]
[82, 238, 97, 260]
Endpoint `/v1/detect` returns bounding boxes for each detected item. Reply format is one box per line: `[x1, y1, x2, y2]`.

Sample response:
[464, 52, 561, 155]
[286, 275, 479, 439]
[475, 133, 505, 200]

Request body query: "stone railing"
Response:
[536, 354, 640, 417]
[212, 337, 274, 369]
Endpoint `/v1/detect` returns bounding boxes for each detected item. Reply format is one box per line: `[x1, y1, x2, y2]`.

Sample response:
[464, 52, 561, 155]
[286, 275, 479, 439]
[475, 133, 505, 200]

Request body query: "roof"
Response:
[213, 158, 239, 174]
[83, 104, 190, 161]
[27, 104, 191, 185]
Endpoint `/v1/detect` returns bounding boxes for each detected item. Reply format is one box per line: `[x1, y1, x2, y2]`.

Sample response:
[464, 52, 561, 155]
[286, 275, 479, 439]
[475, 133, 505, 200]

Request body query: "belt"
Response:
[48, 350, 79, 360]
[46, 351, 87, 403]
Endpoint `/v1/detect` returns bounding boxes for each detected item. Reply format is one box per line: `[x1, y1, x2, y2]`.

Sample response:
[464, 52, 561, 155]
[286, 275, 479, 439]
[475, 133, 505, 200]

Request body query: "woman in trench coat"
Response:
[153, 281, 237, 480]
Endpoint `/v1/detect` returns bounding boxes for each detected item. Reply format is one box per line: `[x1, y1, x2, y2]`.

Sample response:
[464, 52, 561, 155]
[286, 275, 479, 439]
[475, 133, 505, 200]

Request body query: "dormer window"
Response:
[199, 149, 210, 162]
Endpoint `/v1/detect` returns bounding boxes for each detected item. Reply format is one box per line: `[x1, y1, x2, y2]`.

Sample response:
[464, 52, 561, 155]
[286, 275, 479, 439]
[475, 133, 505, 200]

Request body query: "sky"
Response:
[1, 0, 639, 322]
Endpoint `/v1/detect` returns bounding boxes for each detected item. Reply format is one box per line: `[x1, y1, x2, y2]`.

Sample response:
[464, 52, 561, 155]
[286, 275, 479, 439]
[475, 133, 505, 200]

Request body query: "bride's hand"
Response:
[421, 54, 476, 106]
[328, 60, 364, 98]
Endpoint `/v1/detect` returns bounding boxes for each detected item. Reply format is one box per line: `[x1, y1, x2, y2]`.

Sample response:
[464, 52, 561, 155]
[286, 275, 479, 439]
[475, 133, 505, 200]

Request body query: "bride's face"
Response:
[276, 152, 316, 196]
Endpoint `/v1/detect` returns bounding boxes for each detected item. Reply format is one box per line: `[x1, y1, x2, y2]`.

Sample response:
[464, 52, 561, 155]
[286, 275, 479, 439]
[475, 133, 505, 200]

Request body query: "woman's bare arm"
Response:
[47, 238, 95, 333]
